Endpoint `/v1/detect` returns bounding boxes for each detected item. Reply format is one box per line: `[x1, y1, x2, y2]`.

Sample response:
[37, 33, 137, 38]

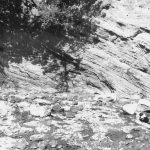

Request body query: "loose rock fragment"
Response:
[38, 140, 48, 149]
[70, 106, 79, 113]
[63, 106, 70, 111]
[56, 145, 63, 149]
[0, 101, 10, 117]
[72, 101, 78, 105]
[29, 104, 51, 117]
[30, 134, 46, 141]
[70, 105, 83, 113]
[51, 103, 64, 113]
[15, 138, 28, 150]
[123, 103, 138, 115]
[65, 111, 76, 118]
[49, 140, 58, 148]
[30, 142, 38, 149]
[126, 134, 133, 139]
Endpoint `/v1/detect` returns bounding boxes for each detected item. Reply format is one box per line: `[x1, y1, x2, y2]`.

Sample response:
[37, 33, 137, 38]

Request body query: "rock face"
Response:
[3, 0, 150, 98]
[81, 0, 150, 97]
[4, 59, 57, 92]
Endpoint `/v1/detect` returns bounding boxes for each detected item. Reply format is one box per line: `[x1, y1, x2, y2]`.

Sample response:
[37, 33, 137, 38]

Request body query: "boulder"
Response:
[123, 103, 138, 115]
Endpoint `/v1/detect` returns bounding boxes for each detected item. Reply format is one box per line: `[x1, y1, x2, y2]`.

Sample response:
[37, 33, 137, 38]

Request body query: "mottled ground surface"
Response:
[1, 84, 150, 150]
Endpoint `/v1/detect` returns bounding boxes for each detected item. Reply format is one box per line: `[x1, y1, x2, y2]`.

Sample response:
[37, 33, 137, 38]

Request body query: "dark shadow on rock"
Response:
[0, 29, 86, 91]
[0, 0, 99, 91]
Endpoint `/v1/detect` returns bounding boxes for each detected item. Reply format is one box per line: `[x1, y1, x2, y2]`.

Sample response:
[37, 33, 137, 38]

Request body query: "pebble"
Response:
[30, 134, 45, 141]
[70, 105, 83, 112]
[70, 106, 79, 113]
[38, 141, 48, 149]
[76, 105, 84, 111]
[63, 106, 70, 111]
[65, 111, 76, 118]
[51, 103, 63, 113]
[126, 134, 133, 139]
[49, 140, 58, 148]
[72, 101, 78, 105]
[56, 145, 63, 149]
[52, 97, 61, 104]
[122, 103, 138, 115]
[29, 104, 51, 117]
[30, 142, 38, 149]
[16, 138, 28, 150]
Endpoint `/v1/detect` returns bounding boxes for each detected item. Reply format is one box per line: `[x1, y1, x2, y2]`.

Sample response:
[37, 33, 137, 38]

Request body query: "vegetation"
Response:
[0, 0, 102, 91]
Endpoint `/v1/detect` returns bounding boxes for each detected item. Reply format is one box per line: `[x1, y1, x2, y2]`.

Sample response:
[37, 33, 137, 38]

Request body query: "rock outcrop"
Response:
[3, 0, 150, 98]
[81, 0, 150, 97]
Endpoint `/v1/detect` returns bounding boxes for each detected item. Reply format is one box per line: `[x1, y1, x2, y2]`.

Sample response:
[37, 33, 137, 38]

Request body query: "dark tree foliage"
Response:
[39, 0, 99, 36]
[0, 0, 101, 91]
[0, 0, 34, 30]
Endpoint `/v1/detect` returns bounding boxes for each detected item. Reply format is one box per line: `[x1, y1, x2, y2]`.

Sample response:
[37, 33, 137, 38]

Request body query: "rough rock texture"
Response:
[1, 86, 150, 150]
[81, 0, 150, 97]
[4, 0, 150, 99]
[4, 60, 57, 93]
